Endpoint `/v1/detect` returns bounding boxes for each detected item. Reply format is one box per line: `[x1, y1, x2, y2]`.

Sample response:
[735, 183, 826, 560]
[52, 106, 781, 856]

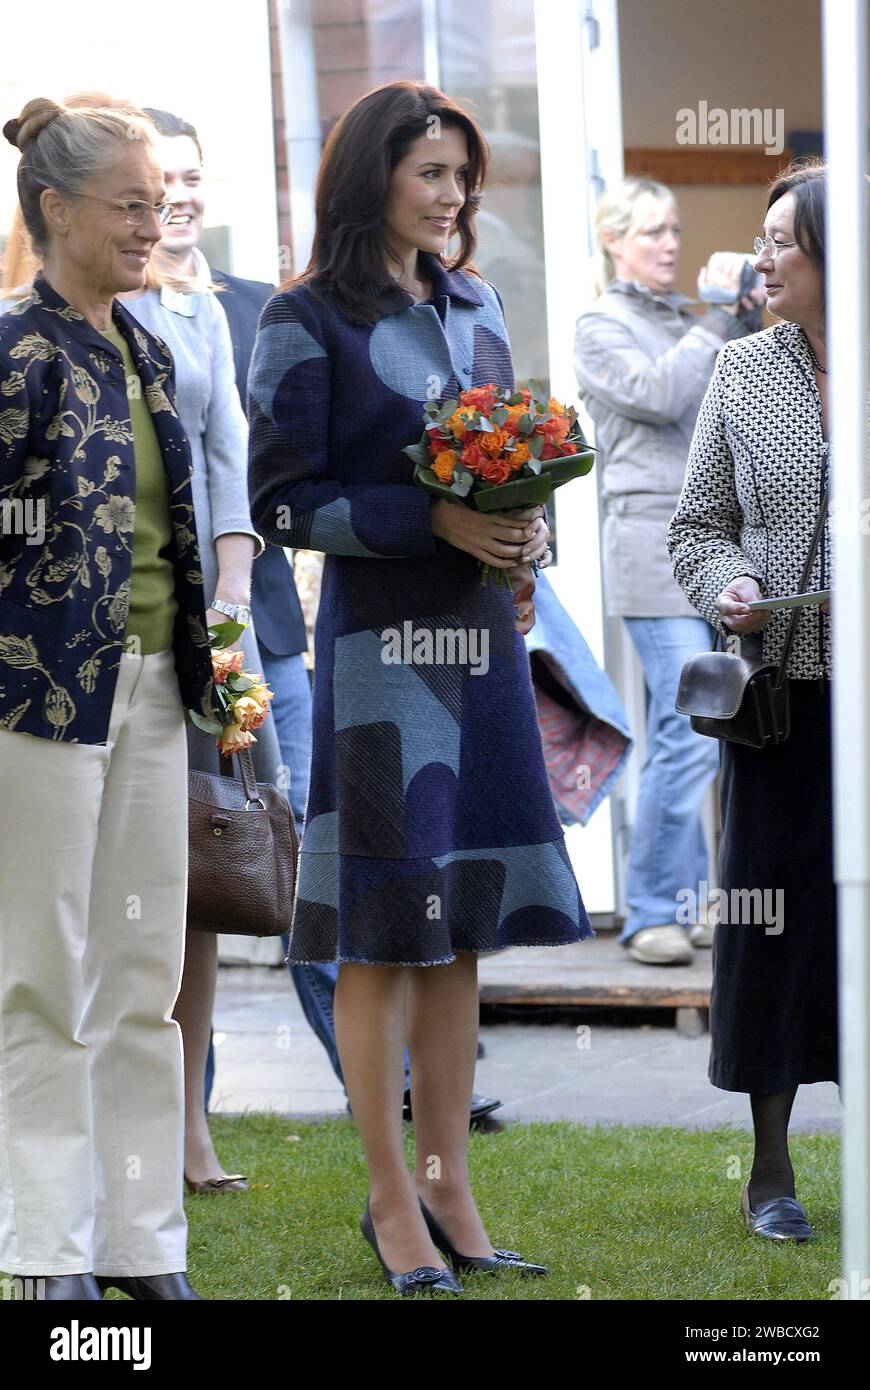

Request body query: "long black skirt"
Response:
[710, 679, 839, 1093]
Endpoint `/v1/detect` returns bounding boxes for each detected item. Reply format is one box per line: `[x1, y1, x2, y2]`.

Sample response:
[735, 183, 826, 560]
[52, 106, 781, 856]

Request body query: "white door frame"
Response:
[824, 0, 870, 1298]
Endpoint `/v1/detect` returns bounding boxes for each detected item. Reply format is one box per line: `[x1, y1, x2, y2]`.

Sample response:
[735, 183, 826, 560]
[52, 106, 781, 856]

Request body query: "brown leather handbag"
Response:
[187, 748, 298, 936]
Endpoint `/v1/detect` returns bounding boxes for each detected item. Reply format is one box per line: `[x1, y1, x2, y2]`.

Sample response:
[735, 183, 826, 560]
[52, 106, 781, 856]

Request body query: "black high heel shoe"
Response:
[419, 1197, 548, 1276]
[360, 1199, 463, 1296]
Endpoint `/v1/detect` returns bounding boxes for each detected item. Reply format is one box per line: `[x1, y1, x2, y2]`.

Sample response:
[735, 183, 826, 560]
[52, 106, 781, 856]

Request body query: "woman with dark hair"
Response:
[669, 161, 839, 1242]
[137, 109, 507, 1134]
[248, 80, 591, 1295]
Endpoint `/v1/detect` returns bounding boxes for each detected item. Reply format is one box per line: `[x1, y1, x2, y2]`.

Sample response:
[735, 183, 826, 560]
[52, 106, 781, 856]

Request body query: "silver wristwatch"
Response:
[211, 598, 252, 626]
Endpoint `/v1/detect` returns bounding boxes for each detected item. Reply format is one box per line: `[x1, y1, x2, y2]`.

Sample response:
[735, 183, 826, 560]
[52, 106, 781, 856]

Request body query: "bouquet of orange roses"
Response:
[188, 619, 274, 756]
[403, 381, 595, 590]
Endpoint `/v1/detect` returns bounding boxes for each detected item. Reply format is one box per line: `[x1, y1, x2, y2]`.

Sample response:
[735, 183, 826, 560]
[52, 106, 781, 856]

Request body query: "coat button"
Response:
[462, 366, 471, 375]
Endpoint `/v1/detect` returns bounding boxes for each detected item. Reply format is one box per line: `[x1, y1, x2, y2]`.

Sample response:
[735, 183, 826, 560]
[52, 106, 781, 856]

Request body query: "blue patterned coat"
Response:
[248, 251, 591, 965]
[0, 274, 217, 743]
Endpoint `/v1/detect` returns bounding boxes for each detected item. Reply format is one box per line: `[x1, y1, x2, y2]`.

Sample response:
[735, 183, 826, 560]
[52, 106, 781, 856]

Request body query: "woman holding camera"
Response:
[574, 176, 762, 966]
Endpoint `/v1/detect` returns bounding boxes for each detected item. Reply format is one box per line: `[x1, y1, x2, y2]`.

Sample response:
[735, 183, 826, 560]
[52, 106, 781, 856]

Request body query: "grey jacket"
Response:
[574, 279, 746, 617]
[125, 284, 282, 782]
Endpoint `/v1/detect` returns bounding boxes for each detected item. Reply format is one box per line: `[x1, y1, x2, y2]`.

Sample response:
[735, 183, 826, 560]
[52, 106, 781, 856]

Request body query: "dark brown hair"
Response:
[290, 80, 488, 323]
[142, 107, 204, 163]
[766, 159, 826, 282]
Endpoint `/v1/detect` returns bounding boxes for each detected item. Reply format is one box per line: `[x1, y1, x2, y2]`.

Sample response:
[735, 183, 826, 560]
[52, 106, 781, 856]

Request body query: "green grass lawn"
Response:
[125, 1116, 840, 1301]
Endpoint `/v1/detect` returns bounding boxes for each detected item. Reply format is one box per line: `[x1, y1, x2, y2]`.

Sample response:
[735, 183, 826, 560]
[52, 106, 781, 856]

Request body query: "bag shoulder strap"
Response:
[773, 484, 829, 688]
[709, 474, 828, 671]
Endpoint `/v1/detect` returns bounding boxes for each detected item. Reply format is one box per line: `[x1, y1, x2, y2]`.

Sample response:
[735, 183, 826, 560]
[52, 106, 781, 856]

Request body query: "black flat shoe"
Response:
[419, 1197, 547, 1276]
[96, 1272, 203, 1300]
[469, 1092, 502, 1124]
[22, 1274, 103, 1300]
[741, 1183, 813, 1243]
[402, 1088, 502, 1125]
[360, 1199, 463, 1296]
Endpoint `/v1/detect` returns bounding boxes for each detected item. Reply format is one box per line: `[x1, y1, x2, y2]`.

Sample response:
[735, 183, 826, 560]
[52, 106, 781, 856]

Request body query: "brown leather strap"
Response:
[219, 747, 263, 804]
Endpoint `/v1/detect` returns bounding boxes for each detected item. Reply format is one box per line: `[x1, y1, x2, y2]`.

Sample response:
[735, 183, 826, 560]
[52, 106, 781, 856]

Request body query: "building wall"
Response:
[0, 0, 278, 284]
[618, 0, 822, 301]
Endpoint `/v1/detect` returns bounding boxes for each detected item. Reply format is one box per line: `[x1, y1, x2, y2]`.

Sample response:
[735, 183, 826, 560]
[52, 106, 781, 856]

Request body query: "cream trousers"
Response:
[0, 647, 190, 1276]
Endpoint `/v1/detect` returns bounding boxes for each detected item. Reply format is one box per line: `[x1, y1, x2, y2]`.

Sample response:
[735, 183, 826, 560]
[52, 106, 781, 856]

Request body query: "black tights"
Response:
[749, 1087, 798, 1204]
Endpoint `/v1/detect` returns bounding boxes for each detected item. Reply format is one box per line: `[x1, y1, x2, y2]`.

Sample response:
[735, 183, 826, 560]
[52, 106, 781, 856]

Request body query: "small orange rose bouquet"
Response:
[403, 381, 595, 589]
[188, 619, 274, 756]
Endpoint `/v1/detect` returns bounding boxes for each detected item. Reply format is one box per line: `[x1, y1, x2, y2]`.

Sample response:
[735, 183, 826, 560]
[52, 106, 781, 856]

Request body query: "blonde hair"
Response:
[589, 176, 676, 299]
[1, 206, 39, 294]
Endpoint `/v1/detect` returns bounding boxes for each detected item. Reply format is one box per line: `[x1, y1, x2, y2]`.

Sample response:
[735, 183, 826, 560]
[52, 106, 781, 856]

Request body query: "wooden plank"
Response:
[676, 1006, 710, 1038]
[478, 933, 712, 1010]
[479, 981, 710, 1008]
[624, 147, 793, 186]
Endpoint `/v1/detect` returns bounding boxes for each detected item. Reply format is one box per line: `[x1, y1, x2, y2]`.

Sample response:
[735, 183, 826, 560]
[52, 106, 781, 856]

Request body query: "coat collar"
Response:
[28, 270, 116, 351]
[157, 246, 212, 317]
[26, 271, 173, 371]
[605, 277, 697, 313]
[376, 251, 486, 318]
[423, 251, 485, 306]
[775, 317, 814, 360]
[773, 318, 822, 392]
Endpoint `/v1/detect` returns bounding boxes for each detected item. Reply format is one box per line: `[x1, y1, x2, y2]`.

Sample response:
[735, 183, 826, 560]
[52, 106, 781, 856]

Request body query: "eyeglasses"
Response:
[753, 235, 795, 259]
[76, 194, 173, 226]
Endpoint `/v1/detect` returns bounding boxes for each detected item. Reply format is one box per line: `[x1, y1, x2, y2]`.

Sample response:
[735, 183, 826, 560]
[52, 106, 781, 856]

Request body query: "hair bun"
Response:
[4, 98, 65, 151]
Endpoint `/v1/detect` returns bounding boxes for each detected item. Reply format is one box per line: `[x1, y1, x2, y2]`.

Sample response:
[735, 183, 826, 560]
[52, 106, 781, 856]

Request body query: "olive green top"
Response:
[100, 324, 178, 654]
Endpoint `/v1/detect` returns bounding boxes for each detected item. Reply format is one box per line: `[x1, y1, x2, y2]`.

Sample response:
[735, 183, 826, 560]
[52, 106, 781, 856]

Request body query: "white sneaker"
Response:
[627, 924, 694, 966]
[689, 893, 717, 947]
[689, 919, 714, 948]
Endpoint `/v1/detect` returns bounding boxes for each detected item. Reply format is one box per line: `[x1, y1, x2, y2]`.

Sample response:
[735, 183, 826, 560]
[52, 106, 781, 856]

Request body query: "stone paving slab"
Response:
[211, 966, 841, 1132]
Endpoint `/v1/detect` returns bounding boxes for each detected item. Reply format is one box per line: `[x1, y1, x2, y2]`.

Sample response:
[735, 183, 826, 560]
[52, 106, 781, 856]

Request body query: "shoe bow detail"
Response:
[408, 1266, 450, 1283]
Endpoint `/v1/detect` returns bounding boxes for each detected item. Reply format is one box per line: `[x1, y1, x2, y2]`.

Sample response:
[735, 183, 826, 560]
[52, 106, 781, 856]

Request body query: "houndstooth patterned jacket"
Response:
[667, 319, 839, 680]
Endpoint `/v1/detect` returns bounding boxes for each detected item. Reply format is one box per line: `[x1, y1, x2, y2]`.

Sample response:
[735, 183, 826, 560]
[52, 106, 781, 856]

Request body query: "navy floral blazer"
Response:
[0, 273, 217, 743]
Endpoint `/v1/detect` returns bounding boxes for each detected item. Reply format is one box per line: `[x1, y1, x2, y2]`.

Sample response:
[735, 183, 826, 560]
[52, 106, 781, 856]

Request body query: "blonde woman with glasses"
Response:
[574, 177, 763, 967]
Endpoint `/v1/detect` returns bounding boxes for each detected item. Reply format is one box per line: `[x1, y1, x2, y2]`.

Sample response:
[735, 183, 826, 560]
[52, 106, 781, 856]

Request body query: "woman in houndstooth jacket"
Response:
[668, 162, 842, 1244]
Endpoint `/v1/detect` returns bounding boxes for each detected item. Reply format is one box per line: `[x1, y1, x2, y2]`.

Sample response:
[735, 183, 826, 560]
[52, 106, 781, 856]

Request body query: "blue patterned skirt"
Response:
[286, 543, 592, 966]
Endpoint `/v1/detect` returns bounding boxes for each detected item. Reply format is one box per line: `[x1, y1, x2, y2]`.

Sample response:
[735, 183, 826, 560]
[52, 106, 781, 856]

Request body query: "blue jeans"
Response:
[204, 647, 412, 1104]
[256, 650, 344, 1085]
[621, 617, 719, 944]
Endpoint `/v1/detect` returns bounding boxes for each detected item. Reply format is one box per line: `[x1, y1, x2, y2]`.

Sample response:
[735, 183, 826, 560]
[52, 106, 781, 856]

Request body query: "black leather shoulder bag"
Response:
[675, 488, 828, 748]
